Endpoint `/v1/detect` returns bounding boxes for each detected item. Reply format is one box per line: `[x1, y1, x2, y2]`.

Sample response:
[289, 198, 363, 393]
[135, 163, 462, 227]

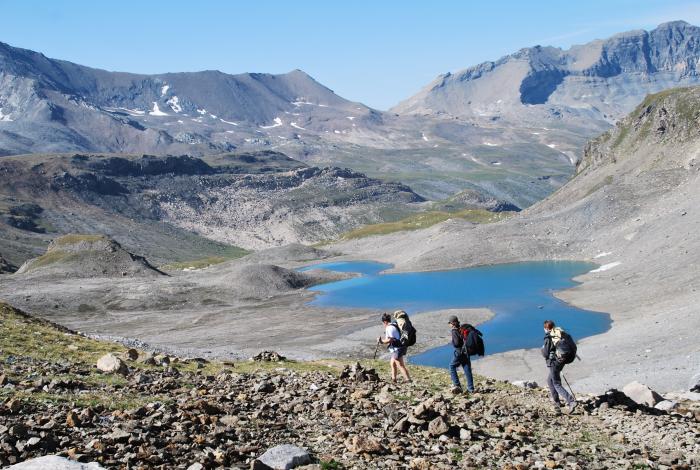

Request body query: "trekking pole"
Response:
[372, 339, 381, 360]
[562, 373, 577, 402]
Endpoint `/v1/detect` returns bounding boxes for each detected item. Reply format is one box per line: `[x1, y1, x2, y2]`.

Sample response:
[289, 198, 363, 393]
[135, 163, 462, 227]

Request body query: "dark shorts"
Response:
[391, 347, 407, 360]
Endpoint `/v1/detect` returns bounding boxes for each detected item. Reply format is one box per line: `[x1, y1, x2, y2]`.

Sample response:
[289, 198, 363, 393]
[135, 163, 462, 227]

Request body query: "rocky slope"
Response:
[1, 303, 698, 469]
[330, 85, 700, 393]
[0, 151, 423, 266]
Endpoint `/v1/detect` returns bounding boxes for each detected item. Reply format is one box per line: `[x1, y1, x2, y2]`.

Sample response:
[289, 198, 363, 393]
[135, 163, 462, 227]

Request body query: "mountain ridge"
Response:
[392, 20, 700, 125]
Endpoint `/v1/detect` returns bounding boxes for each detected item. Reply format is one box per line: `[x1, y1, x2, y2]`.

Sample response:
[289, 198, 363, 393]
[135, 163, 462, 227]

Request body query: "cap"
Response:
[448, 315, 459, 324]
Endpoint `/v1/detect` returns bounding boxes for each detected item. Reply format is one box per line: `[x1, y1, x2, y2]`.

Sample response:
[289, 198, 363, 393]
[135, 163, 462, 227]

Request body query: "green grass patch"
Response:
[52, 234, 107, 246]
[339, 209, 514, 240]
[161, 256, 234, 271]
[0, 303, 124, 365]
[160, 245, 249, 271]
[320, 460, 344, 470]
[23, 250, 74, 270]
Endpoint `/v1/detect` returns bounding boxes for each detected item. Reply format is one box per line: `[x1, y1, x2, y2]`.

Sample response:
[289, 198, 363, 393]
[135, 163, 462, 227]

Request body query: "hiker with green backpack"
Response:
[542, 320, 577, 414]
[376, 311, 415, 383]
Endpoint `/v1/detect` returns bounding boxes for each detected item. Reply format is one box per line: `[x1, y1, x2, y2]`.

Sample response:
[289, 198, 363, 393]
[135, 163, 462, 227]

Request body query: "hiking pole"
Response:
[373, 339, 381, 360]
[562, 373, 577, 402]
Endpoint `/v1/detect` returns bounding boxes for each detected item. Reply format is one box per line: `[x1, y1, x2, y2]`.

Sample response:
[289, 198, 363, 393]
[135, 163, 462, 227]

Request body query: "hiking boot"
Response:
[465, 388, 475, 394]
[552, 404, 562, 415]
[567, 400, 577, 414]
[451, 385, 462, 394]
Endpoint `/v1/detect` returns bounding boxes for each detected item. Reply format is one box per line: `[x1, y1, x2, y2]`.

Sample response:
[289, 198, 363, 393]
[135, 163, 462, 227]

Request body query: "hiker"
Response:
[542, 320, 577, 413]
[377, 312, 411, 383]
[448, 315, 474, 394]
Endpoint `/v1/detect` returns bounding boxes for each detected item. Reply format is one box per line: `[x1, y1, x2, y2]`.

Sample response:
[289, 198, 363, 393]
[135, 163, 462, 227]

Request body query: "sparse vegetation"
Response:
[160, 245, 250, 270]
[22, 250, 74, 270]
[0, 303, 122, 365]
[52, 234, 108, 246]
[320, 460, 344, 470]
[339, 209, 514, 240]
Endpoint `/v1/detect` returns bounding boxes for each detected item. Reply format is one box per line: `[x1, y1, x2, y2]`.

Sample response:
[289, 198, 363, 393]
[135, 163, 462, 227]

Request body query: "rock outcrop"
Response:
[0, 253, 15, 273]
[15, 234, 164, 278]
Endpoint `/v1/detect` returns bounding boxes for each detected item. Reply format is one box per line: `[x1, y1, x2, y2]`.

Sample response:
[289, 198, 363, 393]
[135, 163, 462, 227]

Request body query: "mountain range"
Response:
[1, 21, 700, 207]
[394, 21, 700, 126]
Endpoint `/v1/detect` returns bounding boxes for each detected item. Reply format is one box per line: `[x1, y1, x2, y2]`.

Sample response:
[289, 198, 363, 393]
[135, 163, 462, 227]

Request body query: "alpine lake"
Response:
[299, 261, 610, 368]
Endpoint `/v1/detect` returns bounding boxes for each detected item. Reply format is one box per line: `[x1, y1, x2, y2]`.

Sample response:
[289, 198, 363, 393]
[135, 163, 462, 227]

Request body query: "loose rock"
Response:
[95, 353, 128, 375]
[255, 444, 311, 469]
[622, 381, 663, 407]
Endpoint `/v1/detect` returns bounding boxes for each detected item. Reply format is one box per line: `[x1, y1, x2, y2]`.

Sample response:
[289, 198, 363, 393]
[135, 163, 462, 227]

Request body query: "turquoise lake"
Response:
[299, 261, 610, 368]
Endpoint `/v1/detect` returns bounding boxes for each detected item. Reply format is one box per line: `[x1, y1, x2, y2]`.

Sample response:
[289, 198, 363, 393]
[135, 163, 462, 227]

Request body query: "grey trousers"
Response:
[547, 362, 573, 405]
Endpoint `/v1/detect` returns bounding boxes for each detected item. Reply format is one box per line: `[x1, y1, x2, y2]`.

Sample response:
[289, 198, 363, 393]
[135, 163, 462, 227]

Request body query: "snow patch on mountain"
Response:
[261, 117, 283, 129]
[167, 96, 182, 113]
[161, 84, 170, 96]
[590, 261, 622, 273]
[0, 108, 13, 121]
[149, 102, 168, 116]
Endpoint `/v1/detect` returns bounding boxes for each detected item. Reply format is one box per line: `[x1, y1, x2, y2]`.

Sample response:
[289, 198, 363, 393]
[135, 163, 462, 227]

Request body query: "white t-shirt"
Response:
[385, 324, 400, 351]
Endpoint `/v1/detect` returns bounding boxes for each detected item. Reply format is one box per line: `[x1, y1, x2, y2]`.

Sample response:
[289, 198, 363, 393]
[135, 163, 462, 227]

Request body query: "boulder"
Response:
[622, 381, 663, 407]
[428, 416, 450, 436]
[123, 348, 139, 360]
[96, 353, 128, 375]
[412, 398, 436, 418]
[252, 351, 286, 362]
[6, 455, 105, 469]
[339, 362, 379, 382]
[255, 444, 311, 469]
[654, 400, 678, 411]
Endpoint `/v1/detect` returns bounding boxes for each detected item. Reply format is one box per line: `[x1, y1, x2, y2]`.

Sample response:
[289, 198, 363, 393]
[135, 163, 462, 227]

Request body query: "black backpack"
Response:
[460, 324, 485, 357]
[554, 329, 577, 364]
[393, 311, 417, 347]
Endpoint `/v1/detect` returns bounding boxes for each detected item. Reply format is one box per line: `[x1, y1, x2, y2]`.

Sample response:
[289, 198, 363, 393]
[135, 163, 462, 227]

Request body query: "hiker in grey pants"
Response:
[542, 320, 576, 413]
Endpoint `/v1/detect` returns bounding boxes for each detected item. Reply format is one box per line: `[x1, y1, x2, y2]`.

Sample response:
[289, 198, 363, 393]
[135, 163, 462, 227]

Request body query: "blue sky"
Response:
[2, 0, 699, 110]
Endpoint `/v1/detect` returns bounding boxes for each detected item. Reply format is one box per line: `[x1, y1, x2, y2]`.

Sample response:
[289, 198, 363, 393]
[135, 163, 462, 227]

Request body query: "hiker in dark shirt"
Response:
[448, 315, 474, 394]
[542, 320, 576, 413]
